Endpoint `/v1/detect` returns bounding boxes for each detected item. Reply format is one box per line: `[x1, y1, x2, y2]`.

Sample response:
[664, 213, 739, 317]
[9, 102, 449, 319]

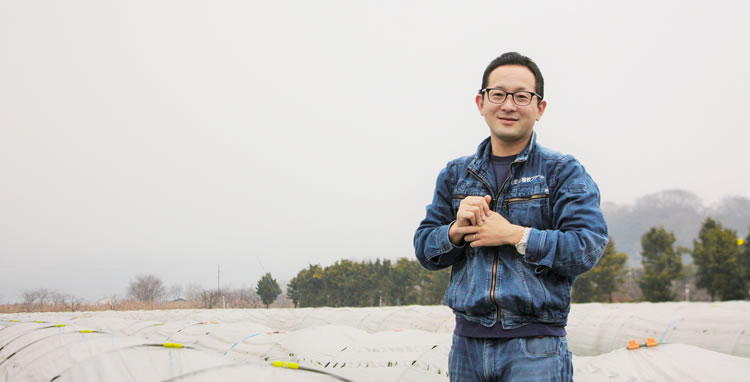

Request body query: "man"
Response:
[414, 52, 608, 381]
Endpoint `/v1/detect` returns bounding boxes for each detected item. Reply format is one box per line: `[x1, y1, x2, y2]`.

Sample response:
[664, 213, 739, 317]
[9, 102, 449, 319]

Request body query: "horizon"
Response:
[3, 185, 747, 305]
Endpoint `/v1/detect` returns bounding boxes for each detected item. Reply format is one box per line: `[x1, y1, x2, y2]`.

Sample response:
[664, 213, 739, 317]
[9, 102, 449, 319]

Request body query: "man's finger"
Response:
[453, 225, 479, 235]
[469, 239, 481, 248]
[459, 205, 482, 225]
[457, 211, 476, 226]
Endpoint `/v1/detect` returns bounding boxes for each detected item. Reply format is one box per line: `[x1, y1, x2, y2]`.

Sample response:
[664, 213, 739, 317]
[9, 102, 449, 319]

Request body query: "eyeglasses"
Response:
[480, 88, 542, 106]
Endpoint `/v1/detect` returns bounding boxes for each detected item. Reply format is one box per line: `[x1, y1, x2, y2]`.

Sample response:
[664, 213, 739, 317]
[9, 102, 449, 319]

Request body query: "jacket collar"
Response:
[468, 131, 537, 176]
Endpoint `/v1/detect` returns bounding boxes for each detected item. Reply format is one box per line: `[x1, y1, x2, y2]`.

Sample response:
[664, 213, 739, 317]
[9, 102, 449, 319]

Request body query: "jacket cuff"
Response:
[426, 221, 465, 265]
[524, 228, 549, 266]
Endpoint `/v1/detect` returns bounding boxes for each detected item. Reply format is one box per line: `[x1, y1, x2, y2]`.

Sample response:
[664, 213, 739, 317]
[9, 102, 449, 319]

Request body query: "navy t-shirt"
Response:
[491, 154, 516, 193]
[453, 153, 566, 338]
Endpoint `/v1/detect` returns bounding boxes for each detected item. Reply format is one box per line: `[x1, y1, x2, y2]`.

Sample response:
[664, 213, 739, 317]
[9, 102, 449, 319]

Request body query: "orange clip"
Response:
[627, 339, 640, 350]
[645, 337, 658, 347]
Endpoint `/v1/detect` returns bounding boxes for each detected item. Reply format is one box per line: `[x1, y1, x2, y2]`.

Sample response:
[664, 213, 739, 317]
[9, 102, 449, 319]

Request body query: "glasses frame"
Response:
[479, 88, 542, 106]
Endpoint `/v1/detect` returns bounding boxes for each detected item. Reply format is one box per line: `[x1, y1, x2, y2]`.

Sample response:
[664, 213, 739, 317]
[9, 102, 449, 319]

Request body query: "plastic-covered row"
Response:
[2, 302, 750, 381]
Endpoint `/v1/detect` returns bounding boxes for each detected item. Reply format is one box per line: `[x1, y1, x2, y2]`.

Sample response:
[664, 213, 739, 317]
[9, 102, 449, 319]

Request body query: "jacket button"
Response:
[528, 256, 535, 262]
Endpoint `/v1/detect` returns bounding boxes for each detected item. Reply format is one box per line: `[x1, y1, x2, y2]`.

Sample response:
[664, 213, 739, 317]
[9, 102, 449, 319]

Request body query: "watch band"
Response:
[515, 227, 531, 255]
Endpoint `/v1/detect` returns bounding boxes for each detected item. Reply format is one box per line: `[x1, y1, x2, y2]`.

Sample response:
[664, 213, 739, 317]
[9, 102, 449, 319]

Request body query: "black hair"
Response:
[480, 52, 544, 102]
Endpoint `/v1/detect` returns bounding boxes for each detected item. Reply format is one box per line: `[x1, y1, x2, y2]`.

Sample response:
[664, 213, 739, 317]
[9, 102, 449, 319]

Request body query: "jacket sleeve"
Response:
[414, 163, 467, 271]
[522, 156, 609, 279]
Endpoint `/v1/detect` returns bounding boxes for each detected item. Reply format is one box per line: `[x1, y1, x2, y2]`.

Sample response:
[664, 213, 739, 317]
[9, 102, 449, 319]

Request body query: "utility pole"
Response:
[218, 264, 226, 309]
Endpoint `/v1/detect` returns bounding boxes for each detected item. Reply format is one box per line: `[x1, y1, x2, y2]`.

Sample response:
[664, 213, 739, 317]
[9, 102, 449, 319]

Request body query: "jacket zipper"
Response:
[503, 194, 548, 204]
[467, 159, 522, 323]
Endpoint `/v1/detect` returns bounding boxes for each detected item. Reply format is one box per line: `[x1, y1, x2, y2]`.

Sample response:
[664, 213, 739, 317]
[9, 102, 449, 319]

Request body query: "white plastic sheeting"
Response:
[0, 307, 452, 382]
[2, 302, 750, 381]
[567, 301, 750, 357]
[574, 344, 750, 382]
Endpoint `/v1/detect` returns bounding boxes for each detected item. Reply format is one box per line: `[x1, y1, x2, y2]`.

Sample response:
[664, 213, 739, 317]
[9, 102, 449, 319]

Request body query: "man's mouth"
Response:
[498, 116, 518, 122]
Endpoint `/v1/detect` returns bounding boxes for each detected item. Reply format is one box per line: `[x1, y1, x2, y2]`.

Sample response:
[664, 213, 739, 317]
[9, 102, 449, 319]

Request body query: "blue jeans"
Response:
[448, 335, 573, 381]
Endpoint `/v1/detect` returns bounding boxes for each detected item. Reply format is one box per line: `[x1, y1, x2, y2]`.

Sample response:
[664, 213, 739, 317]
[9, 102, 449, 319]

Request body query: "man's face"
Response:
[475, 65, 546, 148]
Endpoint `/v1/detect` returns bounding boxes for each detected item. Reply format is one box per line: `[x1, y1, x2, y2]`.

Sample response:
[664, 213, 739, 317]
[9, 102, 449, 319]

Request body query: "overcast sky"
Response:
[2, 1, 749, 302]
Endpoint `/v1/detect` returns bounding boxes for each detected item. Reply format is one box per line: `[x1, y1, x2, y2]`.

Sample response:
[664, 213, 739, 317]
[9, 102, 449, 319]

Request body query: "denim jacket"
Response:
[414, 132, 608, 329]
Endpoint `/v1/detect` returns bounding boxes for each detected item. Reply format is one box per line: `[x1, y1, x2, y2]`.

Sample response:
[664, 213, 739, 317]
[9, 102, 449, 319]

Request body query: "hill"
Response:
[603, 190, 750, 266]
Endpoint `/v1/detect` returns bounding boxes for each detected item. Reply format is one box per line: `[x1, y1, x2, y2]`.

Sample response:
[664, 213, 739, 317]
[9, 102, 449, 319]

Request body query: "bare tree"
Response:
[36, 288, 50, 309]
[104, 294, 120, 310]
[21, 289, 52, 312]
[198, 289, 221, 309]
[127, 274, 165, 305]
[47, 291, 84, 311]
[238, 287, 261, 308]
[21, 290, 38, 312]
[66, 294, 84, 312]
[185, 283, 204, 302]
[167, 284, 184, 301]
[50, 291, 67, 307]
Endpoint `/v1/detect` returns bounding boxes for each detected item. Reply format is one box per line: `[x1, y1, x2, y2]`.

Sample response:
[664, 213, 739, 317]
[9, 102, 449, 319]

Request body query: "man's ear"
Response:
[475, 94, 485, 115]
[536, 99, 547, 121]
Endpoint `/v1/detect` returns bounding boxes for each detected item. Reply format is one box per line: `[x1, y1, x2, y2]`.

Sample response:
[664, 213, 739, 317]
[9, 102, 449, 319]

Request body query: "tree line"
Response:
[12, 275, 281, 312]
[130, 214, 750, 308]
[124, 273, 283, 309]
[282, 218, 749, 306]
[603, 191, 750, 267]
[11, 216, 748, 313]
[285, 258, 450, 308]
[573, 217, 750, 303]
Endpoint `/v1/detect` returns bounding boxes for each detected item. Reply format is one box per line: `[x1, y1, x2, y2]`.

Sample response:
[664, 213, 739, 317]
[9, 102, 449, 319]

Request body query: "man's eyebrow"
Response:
[487, 86, 533, 92]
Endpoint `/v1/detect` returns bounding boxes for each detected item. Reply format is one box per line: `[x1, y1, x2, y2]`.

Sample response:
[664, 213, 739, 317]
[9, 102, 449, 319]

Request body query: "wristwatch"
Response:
[515, 227, 531, 255]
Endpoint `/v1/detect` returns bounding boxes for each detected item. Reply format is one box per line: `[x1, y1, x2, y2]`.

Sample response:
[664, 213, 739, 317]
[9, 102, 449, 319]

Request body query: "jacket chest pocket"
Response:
[451, 197, 462, 216]
[451, 190, 487, 215]
[503, 182, 552, 228]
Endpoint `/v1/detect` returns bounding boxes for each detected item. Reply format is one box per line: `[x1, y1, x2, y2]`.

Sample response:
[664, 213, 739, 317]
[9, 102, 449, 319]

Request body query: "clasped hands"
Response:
[448, 195, 525, 248]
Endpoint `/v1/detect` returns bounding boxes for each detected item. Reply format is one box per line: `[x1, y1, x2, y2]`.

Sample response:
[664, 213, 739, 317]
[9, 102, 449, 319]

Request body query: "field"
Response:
[2, 303, 750, 381]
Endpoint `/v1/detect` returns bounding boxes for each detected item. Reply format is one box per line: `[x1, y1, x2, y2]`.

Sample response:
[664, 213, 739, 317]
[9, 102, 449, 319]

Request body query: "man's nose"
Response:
[500, 97, 517, 111]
